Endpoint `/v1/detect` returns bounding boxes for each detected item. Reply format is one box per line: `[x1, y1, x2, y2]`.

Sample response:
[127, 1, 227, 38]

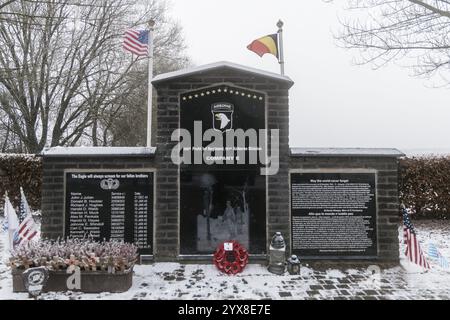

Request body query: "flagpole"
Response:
[277, 19, 285, 76]
[146, 19, 155, 147]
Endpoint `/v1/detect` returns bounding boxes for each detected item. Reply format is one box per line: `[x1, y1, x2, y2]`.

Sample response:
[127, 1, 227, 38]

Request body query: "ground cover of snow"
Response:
[0, 219, 449, 300]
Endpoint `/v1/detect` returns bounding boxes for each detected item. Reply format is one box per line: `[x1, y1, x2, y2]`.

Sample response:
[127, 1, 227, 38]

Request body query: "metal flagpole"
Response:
[146, 19, 155, 147]
[277, 19, 285, 76]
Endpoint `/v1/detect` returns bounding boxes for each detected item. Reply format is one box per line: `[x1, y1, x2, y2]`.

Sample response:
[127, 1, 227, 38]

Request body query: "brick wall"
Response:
[289, 156, 401, 262]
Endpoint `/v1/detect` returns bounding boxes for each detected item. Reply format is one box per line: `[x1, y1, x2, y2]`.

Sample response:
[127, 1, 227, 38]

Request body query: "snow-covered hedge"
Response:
[0, 153, 41, 211]
[9, 239, 138, 272]
[400, 156, 450, 219]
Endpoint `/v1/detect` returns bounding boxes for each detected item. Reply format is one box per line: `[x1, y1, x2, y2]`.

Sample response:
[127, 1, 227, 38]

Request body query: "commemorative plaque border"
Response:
[62, 168, 156, 260]
[288, 168, 379, 260]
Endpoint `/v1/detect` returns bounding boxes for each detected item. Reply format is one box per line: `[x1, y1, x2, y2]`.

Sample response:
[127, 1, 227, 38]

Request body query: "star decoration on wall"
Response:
[181, 87, 264, 102]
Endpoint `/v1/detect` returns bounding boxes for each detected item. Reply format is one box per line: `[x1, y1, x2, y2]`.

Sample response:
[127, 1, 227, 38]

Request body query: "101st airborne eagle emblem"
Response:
[211, 102, 234, 132]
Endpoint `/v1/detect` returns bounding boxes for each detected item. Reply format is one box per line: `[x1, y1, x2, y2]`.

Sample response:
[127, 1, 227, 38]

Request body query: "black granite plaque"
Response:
[290, 172, 377, 258]
[65, 171, 153, 255]
[179, 85, 267, 254]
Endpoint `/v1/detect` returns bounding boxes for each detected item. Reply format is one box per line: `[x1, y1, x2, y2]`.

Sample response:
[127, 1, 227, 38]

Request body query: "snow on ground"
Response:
[0, 218, 449, 300]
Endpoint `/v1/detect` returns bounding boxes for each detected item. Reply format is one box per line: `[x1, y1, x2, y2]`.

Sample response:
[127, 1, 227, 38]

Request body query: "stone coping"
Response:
[290, 148, 405, 158]
[39, 146, 404, 158]
[40, 147, 157, 158]
[152, 61, 294, 86]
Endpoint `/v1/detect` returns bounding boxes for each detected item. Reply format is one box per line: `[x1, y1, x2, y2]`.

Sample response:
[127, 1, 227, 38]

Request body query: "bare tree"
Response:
[0, 110, 23, 153]
[332, 0, 450, 85]
[0, 1, 15, 11]
[0, 0, 188, 153]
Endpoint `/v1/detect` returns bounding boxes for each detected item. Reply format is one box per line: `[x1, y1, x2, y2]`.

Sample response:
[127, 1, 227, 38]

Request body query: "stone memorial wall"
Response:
[40, 62, 403, 263]
[290, 151, 402, 262]
[41, 151, 156, 257]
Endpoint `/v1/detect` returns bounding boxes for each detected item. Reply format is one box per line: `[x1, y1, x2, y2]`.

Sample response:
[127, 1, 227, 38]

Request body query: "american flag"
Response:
[13, 189, 38, 246]
[123, 29, 149, 56]
[13, 215, 38, 246]
[403, 208, 430, 269]
[428, 243, 450, 269]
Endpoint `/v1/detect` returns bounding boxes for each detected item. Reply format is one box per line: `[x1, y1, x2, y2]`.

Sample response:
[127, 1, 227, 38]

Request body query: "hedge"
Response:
[400, 156, 450, 219]
[0, 154, 42, 211]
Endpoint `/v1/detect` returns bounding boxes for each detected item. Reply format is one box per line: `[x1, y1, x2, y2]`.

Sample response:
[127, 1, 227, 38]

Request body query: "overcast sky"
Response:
[170, 0, 450, 153]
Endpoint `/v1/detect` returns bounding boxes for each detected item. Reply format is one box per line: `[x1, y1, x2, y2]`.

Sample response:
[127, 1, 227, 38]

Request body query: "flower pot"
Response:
[12, 268, 133, 293]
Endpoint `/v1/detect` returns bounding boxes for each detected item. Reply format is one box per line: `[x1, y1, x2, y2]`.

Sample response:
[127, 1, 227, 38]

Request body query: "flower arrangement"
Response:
[9, 239, 138, 273]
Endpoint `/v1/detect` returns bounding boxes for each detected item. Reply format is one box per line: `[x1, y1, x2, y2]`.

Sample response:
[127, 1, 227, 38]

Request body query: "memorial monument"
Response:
[41, 61, 403, 263]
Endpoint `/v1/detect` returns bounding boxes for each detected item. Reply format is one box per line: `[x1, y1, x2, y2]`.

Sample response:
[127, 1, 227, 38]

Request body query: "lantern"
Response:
[287, 255, 301, 275]
[268, 232, 286, 275]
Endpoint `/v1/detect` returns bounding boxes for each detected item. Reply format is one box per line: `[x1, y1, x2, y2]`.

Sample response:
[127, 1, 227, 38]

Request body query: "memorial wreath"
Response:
[213, 240, 249, 275]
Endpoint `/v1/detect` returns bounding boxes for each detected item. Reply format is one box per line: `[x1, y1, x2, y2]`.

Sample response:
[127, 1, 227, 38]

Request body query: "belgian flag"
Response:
[247, 34, 279, 59]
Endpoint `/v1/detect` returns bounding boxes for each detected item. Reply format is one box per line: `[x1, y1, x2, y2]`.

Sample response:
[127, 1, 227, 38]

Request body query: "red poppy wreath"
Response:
[213, 240, 249, 275]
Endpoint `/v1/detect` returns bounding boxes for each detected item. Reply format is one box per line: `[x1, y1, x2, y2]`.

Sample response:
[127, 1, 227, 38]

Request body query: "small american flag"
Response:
[123, 29, 149, 56]
[428, 243, 450, 269]
[403, 208, 430, 269]
[13, 215, 38, 246]
[13, 189, 38, 246]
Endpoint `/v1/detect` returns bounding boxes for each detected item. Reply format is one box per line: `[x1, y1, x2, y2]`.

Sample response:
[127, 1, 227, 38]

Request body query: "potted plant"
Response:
[9, 238, 139, 293]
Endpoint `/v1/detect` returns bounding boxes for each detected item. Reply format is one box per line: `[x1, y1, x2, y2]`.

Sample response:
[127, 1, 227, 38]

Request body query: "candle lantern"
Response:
[268, 232, 286, 275]
[287, 255, 301, 275]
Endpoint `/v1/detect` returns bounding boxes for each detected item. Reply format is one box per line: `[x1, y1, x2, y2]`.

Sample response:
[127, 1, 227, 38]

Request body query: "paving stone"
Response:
[379, 289, 394, 295]
[337, 284, 350, 289]
[348, 296, 364, 300]
[279, 292, 292, 298]
[338, 279, 351, 284]
[364, 290, 378, 295]
[306, 291, 320, 297]
[323, 285, 337, 290]
[309, 285, 324, 290]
